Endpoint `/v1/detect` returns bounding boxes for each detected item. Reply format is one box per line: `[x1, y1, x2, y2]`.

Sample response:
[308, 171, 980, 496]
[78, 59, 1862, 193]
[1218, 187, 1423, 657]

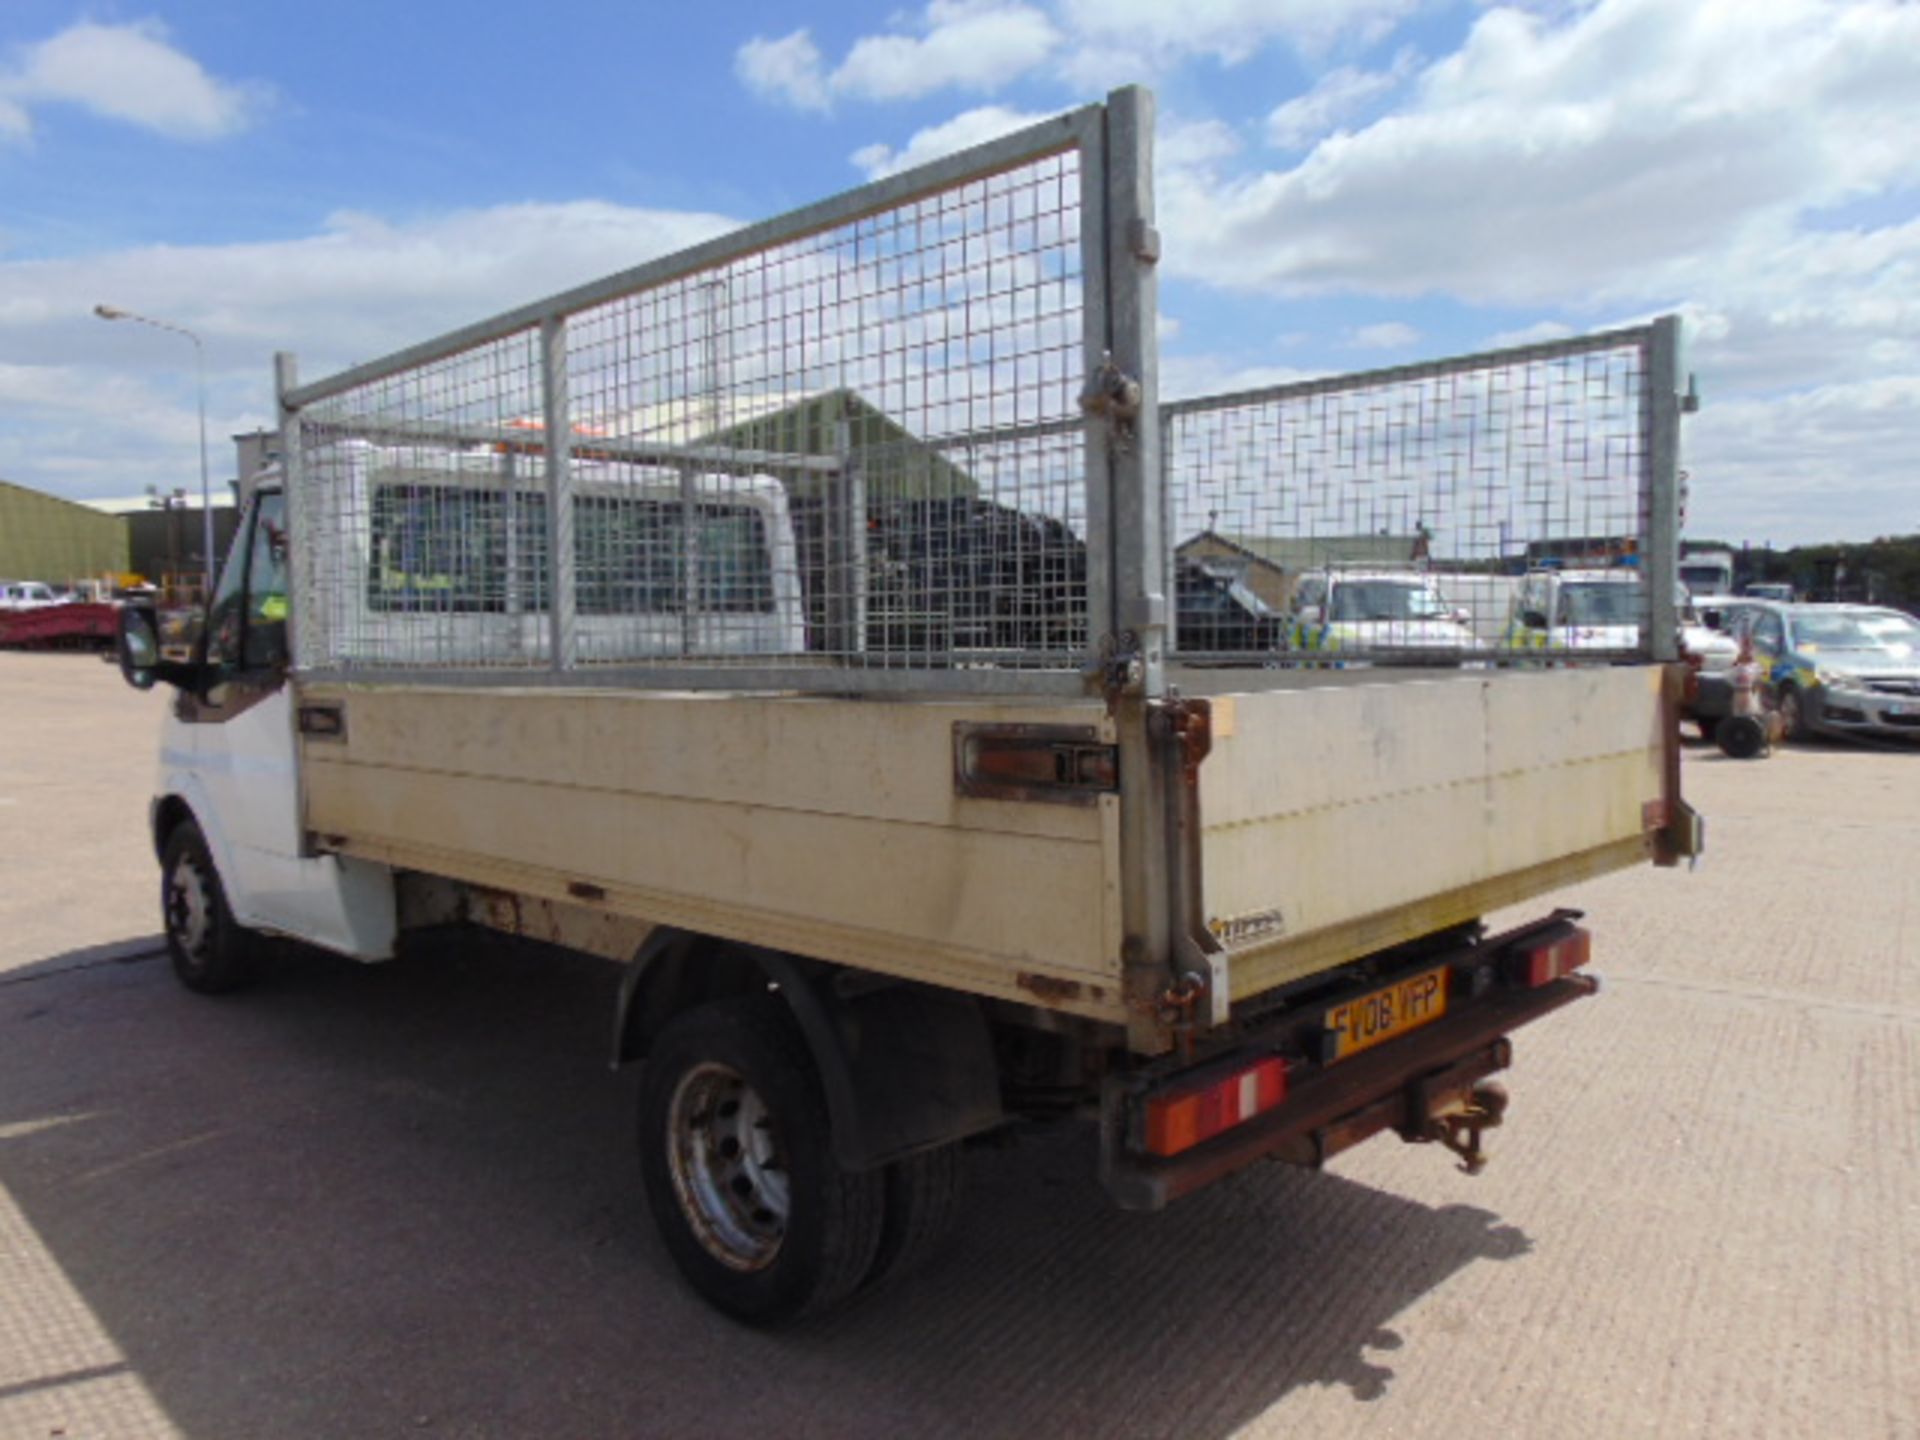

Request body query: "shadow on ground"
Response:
[0, 934, 1531, 1440]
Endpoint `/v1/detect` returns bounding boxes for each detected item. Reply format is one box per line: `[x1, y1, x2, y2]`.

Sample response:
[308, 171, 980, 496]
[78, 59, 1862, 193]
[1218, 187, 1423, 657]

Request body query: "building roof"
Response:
[84, 494, 235, 516]
[1178, 530, 1420, 571]
[521, 387, 978, 502]
[694, 388, 976, 502]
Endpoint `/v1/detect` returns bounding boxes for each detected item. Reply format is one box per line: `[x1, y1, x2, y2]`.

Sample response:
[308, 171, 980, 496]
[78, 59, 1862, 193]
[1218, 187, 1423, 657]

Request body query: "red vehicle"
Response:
[0, 600, 121, 648]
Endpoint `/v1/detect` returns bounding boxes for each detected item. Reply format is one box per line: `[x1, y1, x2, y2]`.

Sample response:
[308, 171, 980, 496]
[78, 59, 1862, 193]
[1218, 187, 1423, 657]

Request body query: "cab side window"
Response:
[1519, 578, 1549, 628]
[204, 492, 291, 673]
[1752, 613, 1785, 654]
[243, 492, 290, 669]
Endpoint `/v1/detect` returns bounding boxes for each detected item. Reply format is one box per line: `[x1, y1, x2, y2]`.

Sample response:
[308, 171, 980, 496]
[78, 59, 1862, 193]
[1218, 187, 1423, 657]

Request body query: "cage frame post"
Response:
[1644, 314, 1684, 664]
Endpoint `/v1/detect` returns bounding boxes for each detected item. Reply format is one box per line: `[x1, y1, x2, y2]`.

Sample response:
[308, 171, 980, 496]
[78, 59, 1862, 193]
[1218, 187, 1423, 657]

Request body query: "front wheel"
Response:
[638, 997, 884, 1325]
[160, 821, 260, 994]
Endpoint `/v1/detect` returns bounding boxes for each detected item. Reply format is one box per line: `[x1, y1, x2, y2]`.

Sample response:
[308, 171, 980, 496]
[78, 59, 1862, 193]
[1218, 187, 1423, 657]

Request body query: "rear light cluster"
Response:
[1508, 926, 1592, 988]
[1144, 1056, 1288, 1158]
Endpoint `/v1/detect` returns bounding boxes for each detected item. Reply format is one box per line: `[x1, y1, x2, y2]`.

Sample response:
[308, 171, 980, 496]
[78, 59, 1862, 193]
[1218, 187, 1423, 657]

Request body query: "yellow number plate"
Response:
[1327, 965, 1449, 1062]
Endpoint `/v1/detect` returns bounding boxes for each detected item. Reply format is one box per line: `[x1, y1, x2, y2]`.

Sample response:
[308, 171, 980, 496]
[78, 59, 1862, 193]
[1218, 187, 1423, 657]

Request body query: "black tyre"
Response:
[1717, 714, 1767, 760]
[160, 821, 260, 995]
[638, 996, 884, 1326]
[1777, 685, 1807, 742]
[863, 1143, 965, 1294]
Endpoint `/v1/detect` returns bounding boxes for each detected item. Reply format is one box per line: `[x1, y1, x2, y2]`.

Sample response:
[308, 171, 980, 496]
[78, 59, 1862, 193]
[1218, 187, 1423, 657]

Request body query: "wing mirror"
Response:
[117, 605, 160, 689]
[116, 604, 199, 692]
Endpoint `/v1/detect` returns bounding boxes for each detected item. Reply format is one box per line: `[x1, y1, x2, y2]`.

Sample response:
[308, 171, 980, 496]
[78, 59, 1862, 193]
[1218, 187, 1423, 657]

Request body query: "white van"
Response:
[309, 442, 806, 667]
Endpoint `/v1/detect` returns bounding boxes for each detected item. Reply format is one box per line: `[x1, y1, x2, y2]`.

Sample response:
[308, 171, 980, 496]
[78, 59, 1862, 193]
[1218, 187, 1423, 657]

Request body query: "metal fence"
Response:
[285, 105, 1110, 694]
[1163, 320, 1682, 666]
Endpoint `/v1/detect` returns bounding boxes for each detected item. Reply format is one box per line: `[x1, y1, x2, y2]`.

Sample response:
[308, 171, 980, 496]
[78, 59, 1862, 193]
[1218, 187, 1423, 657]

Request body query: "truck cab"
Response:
[1289, 568, 1482, 658]
[118, 452, 808, 990]
[0, 580, 60, 609]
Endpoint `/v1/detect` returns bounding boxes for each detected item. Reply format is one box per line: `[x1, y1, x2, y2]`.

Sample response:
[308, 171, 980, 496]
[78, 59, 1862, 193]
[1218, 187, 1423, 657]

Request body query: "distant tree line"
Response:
[1690, 534, 1920, 612]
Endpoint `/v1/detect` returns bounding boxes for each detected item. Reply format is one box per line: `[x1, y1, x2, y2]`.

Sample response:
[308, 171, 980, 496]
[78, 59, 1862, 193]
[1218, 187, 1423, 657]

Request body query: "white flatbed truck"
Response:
[116, 87, 1700, 1324]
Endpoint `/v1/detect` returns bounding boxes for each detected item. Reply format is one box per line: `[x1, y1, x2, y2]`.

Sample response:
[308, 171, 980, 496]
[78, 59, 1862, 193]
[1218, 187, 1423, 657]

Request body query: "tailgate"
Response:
[1198, 665, 1687, 1003]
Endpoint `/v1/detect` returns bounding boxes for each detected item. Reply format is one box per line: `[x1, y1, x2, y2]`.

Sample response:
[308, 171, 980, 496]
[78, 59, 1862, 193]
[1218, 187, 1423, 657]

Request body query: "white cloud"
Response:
[735, 29, 830, 112]
[1057, 0, 1422, 66]
[1167, 0, 1920, 306]
[0, 20, 263, 142]
[835, 1, 1059, 102]
[737, 3, 1057, 111]
[1159, 351, 1321, 404]
[1265, 56, 1413, 150]
[1485, 320, 1577, 348]
[1348, 321, 1420, 349]
[851, 105, 1054, 179]
[1160, 118, 1243, 169]
[0, 200, 737, 501]
[1686, 378, 1920, 545]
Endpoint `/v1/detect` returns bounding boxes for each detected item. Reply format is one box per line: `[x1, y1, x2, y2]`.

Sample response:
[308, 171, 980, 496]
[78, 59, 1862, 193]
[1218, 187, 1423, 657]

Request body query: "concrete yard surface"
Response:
[0, 649, 1915, 1439]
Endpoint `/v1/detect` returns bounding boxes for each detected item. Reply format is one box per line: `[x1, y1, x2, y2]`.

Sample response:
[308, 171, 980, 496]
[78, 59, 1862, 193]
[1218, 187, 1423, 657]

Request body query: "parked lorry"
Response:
[1678, 546, 1735, 599]
[114, 88, 1701, 1325]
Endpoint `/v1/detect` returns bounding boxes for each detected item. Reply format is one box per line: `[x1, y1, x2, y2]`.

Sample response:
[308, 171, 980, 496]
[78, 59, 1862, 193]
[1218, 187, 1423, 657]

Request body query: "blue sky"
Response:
[3, 0, 1917, 544]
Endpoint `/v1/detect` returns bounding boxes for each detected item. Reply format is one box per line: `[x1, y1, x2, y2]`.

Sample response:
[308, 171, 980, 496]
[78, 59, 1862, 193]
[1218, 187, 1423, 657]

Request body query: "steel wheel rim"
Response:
[167, 855, 212, 959]
[665, 1062, 789, 1272]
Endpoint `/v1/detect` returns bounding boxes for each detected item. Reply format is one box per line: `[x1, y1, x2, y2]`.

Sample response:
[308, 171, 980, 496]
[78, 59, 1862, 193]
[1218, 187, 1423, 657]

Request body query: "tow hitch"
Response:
[1411, 1080, 1509, 1175]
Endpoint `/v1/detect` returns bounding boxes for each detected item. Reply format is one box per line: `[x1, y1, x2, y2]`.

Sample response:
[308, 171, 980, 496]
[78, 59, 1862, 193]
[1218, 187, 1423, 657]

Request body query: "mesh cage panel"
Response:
[289, 138, 1093, 688]
[1163, 328, 1664, 667]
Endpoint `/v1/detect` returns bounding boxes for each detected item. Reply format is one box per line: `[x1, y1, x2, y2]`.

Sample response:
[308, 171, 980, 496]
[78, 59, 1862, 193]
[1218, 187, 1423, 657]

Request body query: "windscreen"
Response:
[1558, 582, 1641, 627]
[1329, 581, 1448, 623]
[369, 478, 771, 616]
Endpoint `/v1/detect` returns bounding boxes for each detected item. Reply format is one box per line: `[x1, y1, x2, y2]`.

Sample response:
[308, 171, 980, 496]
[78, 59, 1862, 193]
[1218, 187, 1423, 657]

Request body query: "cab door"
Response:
[176, 489, 395, 957]
[1745, 609, 1790, 684]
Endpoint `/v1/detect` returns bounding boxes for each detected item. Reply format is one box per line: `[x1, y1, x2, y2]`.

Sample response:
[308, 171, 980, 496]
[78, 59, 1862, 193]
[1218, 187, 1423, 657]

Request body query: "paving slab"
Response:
[0, 650, 1913, 1439]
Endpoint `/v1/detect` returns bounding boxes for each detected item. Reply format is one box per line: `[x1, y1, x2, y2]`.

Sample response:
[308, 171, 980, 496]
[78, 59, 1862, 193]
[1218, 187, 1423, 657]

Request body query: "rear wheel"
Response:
[638, 996, 884, 1325]
[160, 821, 260, 994]
[863, 1143, 965, 1293]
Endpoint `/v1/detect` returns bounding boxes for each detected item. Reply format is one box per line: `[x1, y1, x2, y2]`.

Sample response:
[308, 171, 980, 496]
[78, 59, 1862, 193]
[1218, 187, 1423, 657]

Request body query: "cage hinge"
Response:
[1085, 630, 1146, 710]
[1080, 352, 1142, 455]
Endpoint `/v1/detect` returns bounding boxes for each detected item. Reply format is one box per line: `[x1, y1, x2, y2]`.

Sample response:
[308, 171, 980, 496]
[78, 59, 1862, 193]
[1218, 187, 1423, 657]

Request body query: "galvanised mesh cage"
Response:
[1163, 325, 1676, 667]
[288, 113, 1101, 692]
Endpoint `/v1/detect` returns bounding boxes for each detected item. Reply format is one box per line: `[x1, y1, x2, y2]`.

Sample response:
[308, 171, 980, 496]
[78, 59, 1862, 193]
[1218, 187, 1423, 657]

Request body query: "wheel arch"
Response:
[614, 929, 1003, 1172]
[149, 786, 244, 913]
[151, 793, 197, 860]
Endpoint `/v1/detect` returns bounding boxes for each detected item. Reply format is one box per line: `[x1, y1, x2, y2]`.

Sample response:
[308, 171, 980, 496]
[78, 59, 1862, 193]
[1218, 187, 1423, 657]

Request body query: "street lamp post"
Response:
[93, 304, 215, 595]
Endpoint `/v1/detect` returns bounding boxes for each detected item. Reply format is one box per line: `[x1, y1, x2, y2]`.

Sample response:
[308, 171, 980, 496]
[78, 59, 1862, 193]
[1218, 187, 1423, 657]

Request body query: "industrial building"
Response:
[85, 494, 240, 586]
[0, 478, 130, 585]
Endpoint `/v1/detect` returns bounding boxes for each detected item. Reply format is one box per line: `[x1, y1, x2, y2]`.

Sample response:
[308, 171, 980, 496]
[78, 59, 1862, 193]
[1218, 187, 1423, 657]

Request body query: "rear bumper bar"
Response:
[1101, 973, 1597, 1210]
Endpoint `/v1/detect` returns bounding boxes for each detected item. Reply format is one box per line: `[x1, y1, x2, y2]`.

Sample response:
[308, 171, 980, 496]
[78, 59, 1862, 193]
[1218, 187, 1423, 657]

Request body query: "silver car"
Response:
[1728, 603, 1920, 743]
